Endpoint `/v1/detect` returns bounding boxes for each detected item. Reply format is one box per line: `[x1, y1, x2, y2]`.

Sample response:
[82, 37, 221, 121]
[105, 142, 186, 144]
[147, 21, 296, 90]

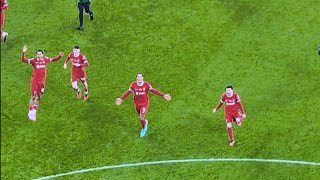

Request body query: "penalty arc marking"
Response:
[33, 158, 320, 180]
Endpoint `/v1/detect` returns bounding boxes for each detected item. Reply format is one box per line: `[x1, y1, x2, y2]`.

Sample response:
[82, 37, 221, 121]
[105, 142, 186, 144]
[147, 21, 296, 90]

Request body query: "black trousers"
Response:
[78, 2, 93, 27]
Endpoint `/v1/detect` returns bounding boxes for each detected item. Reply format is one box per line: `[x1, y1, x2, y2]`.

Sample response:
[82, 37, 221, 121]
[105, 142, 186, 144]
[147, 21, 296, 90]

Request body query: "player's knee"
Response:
[226, 123, 232, 128]
[80, 78, 87, 84]
[72, 81, 78, 89]
[139, 114, 145, 120]
[31, 95, 36, 100]
[35, 94, 41, 101]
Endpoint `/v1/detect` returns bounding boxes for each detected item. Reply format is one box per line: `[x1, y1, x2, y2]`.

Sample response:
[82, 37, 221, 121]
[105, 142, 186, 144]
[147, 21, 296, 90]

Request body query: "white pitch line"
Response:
[33, 158, 320, 180]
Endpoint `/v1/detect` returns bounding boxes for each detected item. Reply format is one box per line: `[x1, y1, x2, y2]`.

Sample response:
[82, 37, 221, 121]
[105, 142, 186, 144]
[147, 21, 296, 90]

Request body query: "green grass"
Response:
[1, 0, 320, 179]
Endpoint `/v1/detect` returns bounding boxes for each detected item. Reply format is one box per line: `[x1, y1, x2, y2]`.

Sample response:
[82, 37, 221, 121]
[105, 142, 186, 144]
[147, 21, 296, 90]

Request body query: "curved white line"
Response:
[33, 158, 320, 180]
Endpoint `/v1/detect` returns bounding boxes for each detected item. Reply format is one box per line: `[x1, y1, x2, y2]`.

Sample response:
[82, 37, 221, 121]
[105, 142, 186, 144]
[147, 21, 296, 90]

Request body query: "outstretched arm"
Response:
[115, 90, 132, 105]
[151, 88, 172, 101]
[150, 88, 165, 96]
[21, 45, 29, 63]
[51, 52, 64, 62]
[120, 90, 132, 100]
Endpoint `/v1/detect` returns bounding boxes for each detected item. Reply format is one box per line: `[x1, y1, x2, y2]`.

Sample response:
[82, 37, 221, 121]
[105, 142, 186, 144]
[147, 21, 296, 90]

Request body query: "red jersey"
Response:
[129, 81, 153, 105]
[66, 53, 88, 73]
[21, 52, 62, 80]
[27, 57, 53, 80]
[219, 93, 244, 114]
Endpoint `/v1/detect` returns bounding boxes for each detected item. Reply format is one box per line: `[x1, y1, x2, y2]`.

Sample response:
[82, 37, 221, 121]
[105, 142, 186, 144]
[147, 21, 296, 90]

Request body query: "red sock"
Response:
[141, 120, 146, 128]
[34, 105, 38, 110]
[227, 128, 234, 141]
[29, 106, 33, 110]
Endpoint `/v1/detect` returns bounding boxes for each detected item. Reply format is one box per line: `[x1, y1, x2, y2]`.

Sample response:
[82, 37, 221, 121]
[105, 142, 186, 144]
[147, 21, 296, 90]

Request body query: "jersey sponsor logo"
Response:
[135, 92, 146, 95]
[72, 59, 80, 63]
[225, 99, 235, 106]
[36, 64, 46, 69]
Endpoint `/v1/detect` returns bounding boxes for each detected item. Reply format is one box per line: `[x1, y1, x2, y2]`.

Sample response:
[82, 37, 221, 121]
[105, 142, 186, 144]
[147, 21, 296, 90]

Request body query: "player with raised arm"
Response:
[64, 45, 89, 100]
[115, 73, 172, 137]
[213, 85, 246, 146]
[21, 45, 64, 121]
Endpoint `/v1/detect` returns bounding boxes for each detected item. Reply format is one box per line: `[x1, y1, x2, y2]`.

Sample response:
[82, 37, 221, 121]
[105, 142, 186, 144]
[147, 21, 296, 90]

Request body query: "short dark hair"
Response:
[136, 72, 144, 77]
[36, 50, 44, 54]
[226, 85, 233, 90]
[74, 45, 80, 49]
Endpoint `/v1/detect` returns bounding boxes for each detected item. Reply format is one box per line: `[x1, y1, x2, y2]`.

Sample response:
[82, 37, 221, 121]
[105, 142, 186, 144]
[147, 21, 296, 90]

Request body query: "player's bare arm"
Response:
[213, 101, 223, 113]
[21, 45, 29, 63]
[51, 52, 64, 62]
[116, 90, 132, 105]
[63, 56, 70, 69]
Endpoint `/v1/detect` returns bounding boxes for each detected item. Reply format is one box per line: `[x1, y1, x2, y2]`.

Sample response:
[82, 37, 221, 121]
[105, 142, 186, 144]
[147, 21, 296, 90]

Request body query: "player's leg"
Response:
[72, 80, 81, 99]
[33, 81, 45, 111]
[28, 81, 38, 121]
[29, 80, 36, 110]
[138, 105, 149, 137]
[135, 105, 144, 136]
[0, 11, 8, 43]
[30, 81, 45, 121]
[71, 74, 81, 99]
[84, 3, 94, 21]
[28, 95, 37, 121]
[139, 105, 148, 129]
[225, 114, 235, 146]
[80, 77, 89, 100]
[77, 3, 84, 30]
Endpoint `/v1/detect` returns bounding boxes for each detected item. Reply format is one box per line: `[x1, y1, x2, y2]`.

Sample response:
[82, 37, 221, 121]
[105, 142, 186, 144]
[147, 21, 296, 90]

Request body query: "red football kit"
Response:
[216, 93, 245, 123]
[21, 52, 62, 95]
[66, 53, 89, 82]
[0, 0, 8, 33]
[120, 81, 165, 115]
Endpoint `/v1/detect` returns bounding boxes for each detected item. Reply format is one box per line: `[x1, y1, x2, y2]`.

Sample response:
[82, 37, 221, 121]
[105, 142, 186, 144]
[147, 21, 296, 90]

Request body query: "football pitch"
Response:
[1, 0, 320, 179]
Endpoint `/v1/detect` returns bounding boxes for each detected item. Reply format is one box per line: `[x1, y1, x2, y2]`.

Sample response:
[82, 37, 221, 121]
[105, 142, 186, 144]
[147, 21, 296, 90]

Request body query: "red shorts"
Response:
[30, 78, 45, 96]
[135, 103, 149, 115]
[224, 112, 241, 124]
[71, 70, 86, 82]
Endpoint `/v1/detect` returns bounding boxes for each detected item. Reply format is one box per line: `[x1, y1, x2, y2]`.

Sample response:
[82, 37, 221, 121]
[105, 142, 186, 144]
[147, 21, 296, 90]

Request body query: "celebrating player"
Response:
[115, 73, 172, 137]
[64, 45, 89, 100]
[0, 0, 8, 42]
[212, 85, 246, 146]
[21, 45, 64, 121]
